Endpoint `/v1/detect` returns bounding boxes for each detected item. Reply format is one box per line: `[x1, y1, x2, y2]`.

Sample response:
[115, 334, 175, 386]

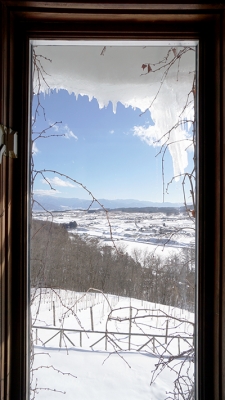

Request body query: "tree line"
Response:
[31, 219, 195, 311]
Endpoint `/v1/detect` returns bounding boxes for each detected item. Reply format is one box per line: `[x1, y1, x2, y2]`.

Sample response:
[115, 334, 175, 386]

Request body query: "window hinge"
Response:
[0, 124, 18, 164]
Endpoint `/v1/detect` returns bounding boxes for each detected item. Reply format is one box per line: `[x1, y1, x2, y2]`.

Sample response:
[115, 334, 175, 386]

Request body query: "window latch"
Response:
[0, 124, 18, 164]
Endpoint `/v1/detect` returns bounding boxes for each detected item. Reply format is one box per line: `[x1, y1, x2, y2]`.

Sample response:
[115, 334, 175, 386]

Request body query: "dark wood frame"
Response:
[0, 2, 225, 399]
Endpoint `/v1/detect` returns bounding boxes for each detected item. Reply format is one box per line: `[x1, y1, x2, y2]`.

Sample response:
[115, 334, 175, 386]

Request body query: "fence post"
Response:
[59, 330, 63, 347]
[128, 306, 132, 350]
[80, 331, 82, 347]
[53, 301, 56, 326]
[178, 337, 180, 354]
[36, 328, 38, 345]
[165, 319, 169, 344]
[90, 306, 94, 331]
[153, 337, 155, 353]
[105, 331, 108, 351]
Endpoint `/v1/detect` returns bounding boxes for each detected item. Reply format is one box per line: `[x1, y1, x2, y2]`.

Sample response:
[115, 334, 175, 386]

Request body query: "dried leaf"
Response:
[141, 64, 147, 70]
[172, 48, 177, 57]
[148, 64, 152, 73]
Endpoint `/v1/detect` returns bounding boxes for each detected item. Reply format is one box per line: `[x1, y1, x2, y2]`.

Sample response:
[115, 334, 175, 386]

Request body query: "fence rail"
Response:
[32, 325, 193, 355]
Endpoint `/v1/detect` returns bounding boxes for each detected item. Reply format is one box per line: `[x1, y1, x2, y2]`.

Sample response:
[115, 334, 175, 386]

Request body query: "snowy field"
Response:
[31, 289, 194, 400]
[33, 209, 195, 261]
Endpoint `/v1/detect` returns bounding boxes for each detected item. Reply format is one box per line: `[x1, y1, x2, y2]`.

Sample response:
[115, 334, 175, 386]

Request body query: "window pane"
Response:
[30, 42, 197, 400]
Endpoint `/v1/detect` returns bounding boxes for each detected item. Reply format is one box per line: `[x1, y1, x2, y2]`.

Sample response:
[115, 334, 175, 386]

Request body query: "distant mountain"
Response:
[33, 195, 185, 212]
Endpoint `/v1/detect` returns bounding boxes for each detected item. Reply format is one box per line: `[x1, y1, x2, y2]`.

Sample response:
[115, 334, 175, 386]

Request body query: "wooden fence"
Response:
[33, 325, 193, 355]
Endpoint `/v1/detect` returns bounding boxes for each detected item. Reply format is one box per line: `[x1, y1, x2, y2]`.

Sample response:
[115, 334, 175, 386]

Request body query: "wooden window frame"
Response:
[0, 2, 225, 399]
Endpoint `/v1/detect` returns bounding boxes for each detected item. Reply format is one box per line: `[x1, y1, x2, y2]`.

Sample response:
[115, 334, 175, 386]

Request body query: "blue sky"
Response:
[32, 89, 192, 203]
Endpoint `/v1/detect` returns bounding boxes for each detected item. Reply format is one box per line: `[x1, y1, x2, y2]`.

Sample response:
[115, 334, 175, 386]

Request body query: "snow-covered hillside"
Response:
[31, 289, 194, 400]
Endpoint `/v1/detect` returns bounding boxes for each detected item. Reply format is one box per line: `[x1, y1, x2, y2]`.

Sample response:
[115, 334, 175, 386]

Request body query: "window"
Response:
[30, 41, 197, 399]
[0, 2, 224, 400]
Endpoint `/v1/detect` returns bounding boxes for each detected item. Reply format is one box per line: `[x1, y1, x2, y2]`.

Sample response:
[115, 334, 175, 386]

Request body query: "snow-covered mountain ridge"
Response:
[33, 195, 185, 211]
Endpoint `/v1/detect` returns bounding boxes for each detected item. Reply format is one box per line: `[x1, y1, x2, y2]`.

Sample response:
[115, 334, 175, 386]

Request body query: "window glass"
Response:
[30, 41, 197, 400]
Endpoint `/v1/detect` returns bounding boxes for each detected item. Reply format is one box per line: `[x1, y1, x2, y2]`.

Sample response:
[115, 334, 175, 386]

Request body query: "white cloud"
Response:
[63, 124, 78, 140]
[133, 121, 192, 180]
[109, 130, 114, 134]
[34, 189, 61, 196]
[52, 123, 59, 132]
[42, 176, 75, 188]
[133, 124, 158, 147]
[32, 141, 39, 155]
[51, 122, 77, 140]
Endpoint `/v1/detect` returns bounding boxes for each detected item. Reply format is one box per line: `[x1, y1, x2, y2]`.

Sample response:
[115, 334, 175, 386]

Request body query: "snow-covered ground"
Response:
[31, 289, 194, 400]
[33, 209, 195, 261]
